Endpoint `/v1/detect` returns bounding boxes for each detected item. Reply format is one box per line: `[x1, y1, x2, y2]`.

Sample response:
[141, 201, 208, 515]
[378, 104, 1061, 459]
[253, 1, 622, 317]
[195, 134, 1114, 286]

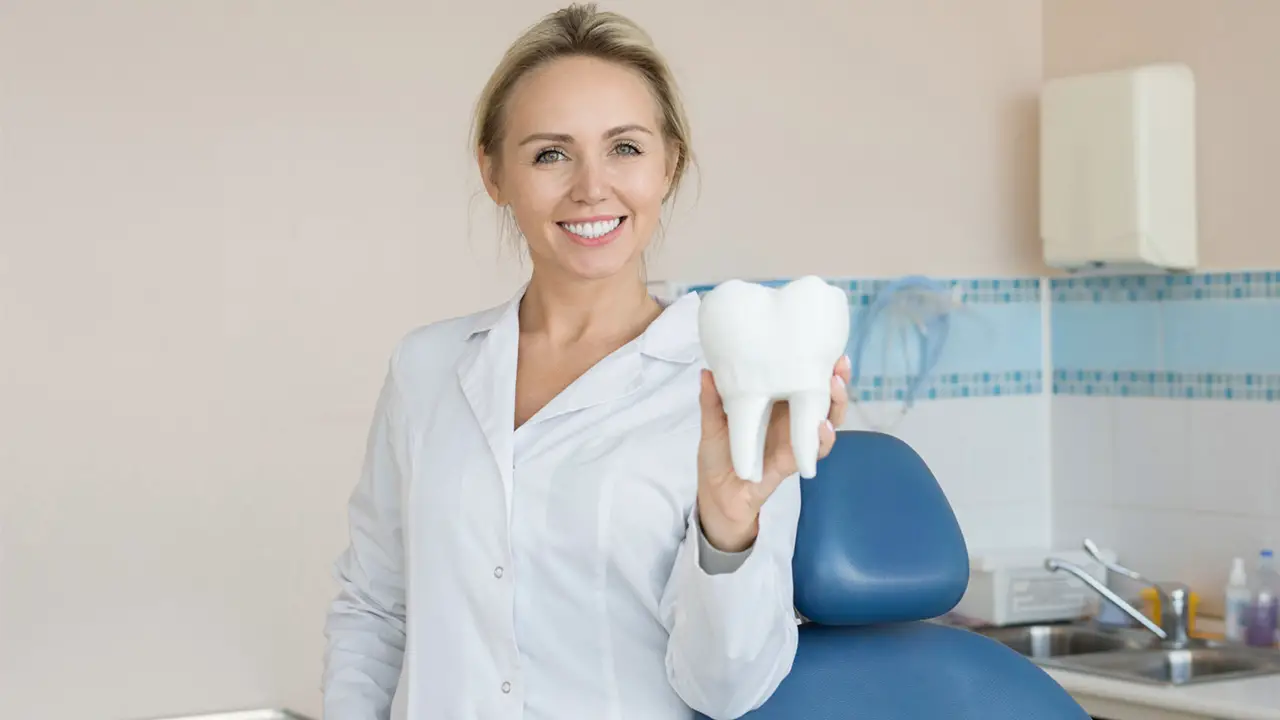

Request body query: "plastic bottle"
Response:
[1224, 557, 1250, 643]
[1244, 549, 1279, 648]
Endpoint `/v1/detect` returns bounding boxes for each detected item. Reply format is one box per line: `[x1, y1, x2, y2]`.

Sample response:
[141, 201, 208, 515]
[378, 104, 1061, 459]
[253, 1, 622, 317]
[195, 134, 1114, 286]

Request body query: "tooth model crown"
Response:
[697, 276, 850, 482]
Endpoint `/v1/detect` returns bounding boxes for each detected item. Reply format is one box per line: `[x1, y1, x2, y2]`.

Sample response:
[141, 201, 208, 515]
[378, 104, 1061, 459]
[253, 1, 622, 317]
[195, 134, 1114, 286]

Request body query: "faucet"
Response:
[1045, 540, 1197, 650]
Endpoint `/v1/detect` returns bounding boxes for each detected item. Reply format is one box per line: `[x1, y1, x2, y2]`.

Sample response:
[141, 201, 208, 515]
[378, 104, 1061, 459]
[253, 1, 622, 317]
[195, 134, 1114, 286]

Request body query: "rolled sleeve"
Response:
[695, 515, 755, 576]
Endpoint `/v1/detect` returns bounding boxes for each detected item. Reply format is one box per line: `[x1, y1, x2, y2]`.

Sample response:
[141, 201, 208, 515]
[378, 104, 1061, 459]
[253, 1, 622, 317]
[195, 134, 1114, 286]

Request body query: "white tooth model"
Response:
[697, 276, 850, 482]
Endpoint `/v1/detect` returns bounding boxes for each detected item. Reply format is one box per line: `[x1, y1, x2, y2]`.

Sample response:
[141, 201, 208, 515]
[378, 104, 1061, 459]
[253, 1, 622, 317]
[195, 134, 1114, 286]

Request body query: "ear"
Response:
[663, 144, 681, 195]
[478, 147, 505, 205]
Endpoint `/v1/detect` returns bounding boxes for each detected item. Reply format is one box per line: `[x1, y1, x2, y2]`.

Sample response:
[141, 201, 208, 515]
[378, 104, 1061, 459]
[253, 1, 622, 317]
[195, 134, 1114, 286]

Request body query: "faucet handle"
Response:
[1082, 538, 1167, 595]
[1044, 557, 1168, 640]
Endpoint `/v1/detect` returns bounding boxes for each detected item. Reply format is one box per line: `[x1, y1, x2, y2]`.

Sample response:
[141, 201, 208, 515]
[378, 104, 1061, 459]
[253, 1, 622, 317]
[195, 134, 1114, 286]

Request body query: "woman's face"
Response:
[481, 55, 675, 283]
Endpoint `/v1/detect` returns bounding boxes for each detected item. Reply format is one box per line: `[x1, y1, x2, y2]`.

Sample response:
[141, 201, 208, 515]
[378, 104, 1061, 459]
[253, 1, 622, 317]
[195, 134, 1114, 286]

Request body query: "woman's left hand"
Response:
[695, 355, 852, 552]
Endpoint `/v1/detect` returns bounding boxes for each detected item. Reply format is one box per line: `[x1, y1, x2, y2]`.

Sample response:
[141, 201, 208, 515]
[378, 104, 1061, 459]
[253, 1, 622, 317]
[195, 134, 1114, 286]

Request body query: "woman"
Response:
[322, 5, 850, 719]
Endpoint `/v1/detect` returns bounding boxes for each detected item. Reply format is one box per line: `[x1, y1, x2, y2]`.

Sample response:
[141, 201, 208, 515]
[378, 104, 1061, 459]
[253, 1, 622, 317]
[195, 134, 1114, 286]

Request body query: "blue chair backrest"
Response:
[703, 430, 1089, 720]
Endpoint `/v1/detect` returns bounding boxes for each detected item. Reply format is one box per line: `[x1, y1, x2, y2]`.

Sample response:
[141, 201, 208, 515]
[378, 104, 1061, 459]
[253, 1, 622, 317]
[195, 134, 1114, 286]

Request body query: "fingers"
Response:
[827, 355, 850, 429]
[828, 374, 848, 427]
[815, 355, 850, 463]
[817, 418, 836, 459]
[835, 354, 852, 384]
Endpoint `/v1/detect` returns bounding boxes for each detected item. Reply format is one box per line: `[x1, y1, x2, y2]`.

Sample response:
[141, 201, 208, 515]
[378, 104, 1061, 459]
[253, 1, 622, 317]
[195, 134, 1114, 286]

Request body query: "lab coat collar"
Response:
[464, 282, 528, 339]
[464, 283, 703, 365]
[456, 292, 521, 527]
[638, 290, 702, 364]
[456, 284, 702, 525]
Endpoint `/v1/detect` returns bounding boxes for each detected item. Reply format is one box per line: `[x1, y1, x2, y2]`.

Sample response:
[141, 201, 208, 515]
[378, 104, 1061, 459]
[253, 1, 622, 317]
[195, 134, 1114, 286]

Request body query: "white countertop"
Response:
[1046, 666, 1280, 720]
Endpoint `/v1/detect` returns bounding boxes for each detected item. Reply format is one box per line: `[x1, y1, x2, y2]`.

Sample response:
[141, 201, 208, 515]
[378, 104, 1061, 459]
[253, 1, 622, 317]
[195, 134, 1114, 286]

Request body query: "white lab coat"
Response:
[323, 286, 801, 720]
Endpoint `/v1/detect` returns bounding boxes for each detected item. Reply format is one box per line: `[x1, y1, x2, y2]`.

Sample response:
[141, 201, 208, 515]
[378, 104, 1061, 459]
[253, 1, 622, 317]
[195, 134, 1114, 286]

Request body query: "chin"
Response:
[564, 255, 638, 282]
[548, 238, 647, 282]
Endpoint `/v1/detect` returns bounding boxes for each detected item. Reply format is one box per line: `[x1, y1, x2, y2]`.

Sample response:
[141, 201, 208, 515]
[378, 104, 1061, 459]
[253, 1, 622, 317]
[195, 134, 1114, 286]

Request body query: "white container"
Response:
[955, 548, 1115, 627]
[1040, 63, 1198, 272]
[1225, 556, 1250, 643]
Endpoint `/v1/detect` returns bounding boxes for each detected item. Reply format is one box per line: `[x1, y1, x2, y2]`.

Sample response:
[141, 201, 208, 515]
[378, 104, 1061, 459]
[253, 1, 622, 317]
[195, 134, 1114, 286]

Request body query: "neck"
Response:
[519, 268, 660, 347]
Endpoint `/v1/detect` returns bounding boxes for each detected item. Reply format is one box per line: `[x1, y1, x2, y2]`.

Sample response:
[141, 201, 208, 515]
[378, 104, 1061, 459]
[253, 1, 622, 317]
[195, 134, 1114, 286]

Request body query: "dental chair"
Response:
[707, 430, 1089, 720]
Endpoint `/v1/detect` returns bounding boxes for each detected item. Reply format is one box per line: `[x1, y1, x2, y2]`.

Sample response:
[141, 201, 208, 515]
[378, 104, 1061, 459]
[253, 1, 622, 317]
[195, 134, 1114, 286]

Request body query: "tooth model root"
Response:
[723, 395, 773, 483]
[788, 389, 831, 480]
[721, 389, 832, 482]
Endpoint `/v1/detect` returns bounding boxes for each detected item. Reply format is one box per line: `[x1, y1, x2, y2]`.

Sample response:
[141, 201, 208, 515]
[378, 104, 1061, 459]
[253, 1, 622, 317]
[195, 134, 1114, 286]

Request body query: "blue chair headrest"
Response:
[793, 430, 969, 626]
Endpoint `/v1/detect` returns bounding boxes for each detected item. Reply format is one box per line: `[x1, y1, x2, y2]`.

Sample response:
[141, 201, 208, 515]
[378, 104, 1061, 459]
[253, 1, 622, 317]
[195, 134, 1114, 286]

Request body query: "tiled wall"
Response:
[679, 277, 1051, 553]
[1050, 271, 1280, 612]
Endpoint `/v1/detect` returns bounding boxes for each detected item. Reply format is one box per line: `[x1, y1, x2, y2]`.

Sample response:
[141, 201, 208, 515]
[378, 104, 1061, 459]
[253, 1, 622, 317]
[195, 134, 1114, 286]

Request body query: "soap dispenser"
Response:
[1224, 557, 1249, 644]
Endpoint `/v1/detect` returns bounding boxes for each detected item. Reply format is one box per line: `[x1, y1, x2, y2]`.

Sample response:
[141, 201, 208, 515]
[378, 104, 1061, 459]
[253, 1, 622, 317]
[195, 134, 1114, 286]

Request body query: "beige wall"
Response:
[0, 1, 1041, 718]
[1044, 0, 1280, 270]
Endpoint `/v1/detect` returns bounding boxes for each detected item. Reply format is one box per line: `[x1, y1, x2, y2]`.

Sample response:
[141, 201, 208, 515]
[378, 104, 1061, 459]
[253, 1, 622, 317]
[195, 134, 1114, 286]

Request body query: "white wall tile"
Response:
[1186, 400, 1280, 518]
[954, 501, 1052, 551]
[1052, 501, 1119, 552]
[1109, 398, 1194, 511]
[1051, 397, 1114, 505]
[843, 395, 1050, 551]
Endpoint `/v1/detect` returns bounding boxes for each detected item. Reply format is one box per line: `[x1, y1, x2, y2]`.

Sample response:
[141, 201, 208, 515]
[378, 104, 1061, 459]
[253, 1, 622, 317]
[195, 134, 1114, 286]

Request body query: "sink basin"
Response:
[1055, 646, 1280, 686]
[970, 621, 1280, 685]
[977, 623, 1159, 659]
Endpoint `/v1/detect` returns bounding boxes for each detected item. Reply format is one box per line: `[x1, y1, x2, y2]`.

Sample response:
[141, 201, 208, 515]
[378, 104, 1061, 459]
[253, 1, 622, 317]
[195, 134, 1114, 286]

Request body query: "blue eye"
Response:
[534, 148, 567, 164]
[614, 142, 642, 156]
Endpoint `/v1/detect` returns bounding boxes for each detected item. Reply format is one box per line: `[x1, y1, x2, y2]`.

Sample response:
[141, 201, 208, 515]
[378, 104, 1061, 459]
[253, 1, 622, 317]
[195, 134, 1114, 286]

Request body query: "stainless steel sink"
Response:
[977, 623, 1159, 659]
[1055, 646, 1280, 686]
[970, 541, 1280, 686]
[975, 622, 1280, 686]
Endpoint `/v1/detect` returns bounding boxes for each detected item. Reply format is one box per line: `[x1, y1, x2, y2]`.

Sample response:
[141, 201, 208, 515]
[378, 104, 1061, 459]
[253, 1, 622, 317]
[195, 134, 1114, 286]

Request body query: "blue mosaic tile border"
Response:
[1051, 271, 1280, 303]
[853, 369, 1043, 402]
[1053, 370, 1280, 401]
[684, 277, 1041, 305]
[1050, 268, 1280, 401]
[846, 277, 1040, 305]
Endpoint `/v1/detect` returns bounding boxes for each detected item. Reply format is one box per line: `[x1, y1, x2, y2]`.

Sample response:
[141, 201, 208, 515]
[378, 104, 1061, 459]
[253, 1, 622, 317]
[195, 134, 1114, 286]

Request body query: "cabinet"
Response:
[1040, 63, 1198, 272]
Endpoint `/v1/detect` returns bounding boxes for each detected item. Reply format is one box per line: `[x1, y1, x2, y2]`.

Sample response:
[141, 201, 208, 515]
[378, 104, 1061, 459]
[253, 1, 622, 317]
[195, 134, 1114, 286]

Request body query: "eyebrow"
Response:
[517, 124, 654, 146]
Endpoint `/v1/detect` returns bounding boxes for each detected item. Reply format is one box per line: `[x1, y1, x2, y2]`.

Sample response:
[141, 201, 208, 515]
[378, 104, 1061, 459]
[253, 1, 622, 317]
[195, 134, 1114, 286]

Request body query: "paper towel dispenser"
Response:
[1040, 63, 1198, 272]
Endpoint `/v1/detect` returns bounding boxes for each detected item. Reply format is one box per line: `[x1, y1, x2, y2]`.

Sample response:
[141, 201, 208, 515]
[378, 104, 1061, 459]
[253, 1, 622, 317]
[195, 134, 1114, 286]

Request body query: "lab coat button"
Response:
[501, 681, 512, 693]
[493, 566, 504, 578]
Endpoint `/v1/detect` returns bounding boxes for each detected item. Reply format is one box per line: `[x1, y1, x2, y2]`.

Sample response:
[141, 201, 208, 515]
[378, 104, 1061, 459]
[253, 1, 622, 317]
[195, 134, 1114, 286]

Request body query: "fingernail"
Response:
[824, 419, 835, 433]
[833, 374, 846, 390]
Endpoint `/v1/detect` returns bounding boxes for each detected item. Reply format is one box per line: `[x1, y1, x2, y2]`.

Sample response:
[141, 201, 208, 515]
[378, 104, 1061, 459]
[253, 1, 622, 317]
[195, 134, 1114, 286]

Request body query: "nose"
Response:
[569, 155, 608, 205]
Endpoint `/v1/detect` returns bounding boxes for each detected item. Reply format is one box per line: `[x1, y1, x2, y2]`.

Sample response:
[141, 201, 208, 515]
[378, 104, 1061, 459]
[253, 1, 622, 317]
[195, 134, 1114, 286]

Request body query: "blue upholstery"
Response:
[790, 431, 969, 626]
[699, 431, 1089, 720]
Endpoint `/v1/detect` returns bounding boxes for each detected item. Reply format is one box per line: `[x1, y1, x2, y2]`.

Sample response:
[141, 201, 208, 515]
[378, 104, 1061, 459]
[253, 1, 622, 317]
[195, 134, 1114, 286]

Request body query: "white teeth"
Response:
[698, 276, 850, 482]
[560, 217, 622, 239]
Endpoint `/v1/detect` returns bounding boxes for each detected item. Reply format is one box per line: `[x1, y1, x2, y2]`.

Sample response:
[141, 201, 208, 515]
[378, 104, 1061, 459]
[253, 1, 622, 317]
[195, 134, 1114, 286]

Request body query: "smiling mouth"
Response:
[558, 216, 626, 245]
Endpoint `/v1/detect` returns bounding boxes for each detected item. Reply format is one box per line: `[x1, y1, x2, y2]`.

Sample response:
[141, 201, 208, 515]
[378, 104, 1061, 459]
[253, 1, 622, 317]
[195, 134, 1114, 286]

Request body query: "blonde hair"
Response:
[472, 3, 694, 202]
